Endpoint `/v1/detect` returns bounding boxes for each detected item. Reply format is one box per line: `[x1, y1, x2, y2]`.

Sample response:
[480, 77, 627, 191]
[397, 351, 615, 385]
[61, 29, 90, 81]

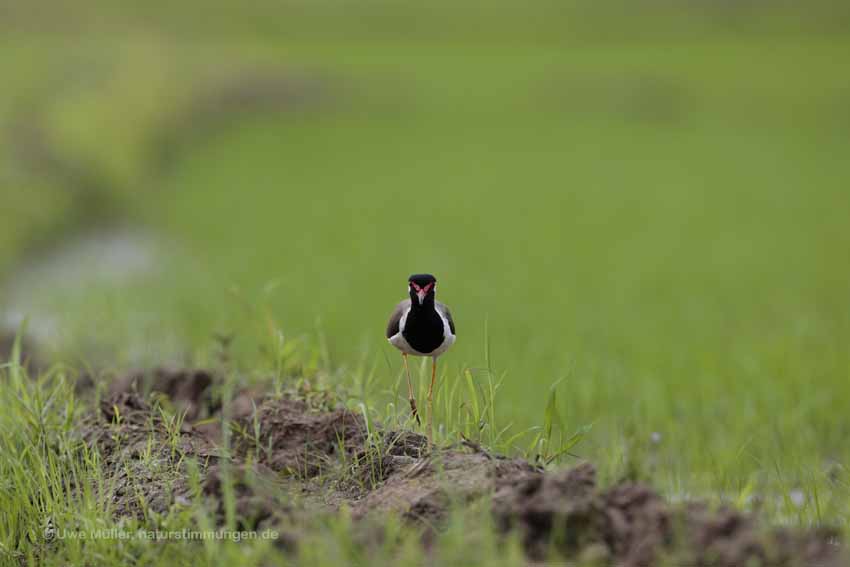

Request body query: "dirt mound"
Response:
[493, 462, 604, 559]
[492, 463, 840, 566]
[201, 463, 291, 531]
[233, 397, 367, 478]
[79, 392, 218, 519]
[681, 503, 840, 567]
[110, 367, 216, 420]
[78, 372, 843, 565]
[352, 448, 540, 525]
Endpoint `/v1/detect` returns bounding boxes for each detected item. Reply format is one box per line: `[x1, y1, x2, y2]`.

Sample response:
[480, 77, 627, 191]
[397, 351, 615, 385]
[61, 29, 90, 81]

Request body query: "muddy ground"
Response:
[75, 368, 842, 566]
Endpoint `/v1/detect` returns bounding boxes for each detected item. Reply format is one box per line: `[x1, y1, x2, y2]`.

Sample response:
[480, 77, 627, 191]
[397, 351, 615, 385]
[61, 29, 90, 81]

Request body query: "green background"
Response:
[2, 0, 850, 521]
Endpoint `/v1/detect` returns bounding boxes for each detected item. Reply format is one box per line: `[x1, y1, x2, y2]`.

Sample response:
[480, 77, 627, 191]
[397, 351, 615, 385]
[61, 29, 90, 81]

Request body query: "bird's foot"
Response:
[408, 398, 421, 426]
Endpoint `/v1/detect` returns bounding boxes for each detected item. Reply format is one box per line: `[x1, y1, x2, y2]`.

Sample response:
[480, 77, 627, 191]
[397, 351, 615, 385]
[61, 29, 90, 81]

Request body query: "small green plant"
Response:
[524, 381, 592, 466]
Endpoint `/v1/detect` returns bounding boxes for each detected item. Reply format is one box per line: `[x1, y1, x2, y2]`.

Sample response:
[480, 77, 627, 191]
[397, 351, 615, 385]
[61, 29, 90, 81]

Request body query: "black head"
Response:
[408, 273, 437, 306]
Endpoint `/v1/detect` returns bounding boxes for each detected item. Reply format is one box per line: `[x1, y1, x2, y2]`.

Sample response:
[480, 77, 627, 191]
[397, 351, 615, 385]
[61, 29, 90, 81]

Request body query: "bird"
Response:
[386, 273, 456, 435]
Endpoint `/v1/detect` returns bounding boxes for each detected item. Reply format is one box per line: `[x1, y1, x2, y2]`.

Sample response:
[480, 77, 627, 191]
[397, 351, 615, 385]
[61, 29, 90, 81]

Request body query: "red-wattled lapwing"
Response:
[386, 274, 456, 434]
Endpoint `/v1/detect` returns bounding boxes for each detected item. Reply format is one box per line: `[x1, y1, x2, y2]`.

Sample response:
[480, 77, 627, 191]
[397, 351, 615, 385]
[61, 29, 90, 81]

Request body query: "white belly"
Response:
[388, 306, 456, 357]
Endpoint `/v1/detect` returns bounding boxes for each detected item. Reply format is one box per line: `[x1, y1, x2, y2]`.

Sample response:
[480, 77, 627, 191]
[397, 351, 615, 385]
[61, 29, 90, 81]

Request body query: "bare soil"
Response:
[77, 368, 843, 566]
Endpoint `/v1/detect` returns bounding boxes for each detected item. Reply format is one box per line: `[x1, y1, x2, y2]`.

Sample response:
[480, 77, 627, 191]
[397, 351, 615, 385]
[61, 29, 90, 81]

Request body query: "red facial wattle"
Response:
[410, 281, 433, 303]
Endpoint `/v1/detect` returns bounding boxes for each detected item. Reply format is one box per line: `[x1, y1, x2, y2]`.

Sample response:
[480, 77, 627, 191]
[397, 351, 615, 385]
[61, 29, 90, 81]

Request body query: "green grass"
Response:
[2, 1, 850, 563]
[0, 331, 539, 566]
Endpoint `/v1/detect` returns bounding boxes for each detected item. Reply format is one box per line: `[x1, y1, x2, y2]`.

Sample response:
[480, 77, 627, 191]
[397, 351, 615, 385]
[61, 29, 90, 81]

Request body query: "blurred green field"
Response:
[146, 39, 850, 506]
[2, 0, 850, 554]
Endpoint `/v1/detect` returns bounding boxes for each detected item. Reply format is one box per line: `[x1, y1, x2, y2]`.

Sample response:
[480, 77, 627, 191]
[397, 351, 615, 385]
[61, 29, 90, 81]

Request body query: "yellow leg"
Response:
[427, 356, 437, 440]
[403, 354, 420, 426]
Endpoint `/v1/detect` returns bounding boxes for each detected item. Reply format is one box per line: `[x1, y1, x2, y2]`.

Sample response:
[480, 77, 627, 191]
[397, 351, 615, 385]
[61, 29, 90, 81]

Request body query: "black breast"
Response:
[403, 308, 445, 354]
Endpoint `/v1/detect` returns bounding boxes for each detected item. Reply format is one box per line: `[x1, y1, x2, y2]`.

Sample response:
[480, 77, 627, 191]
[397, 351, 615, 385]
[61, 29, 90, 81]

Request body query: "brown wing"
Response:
[436, 301, 455, 335]
[386, 299, 411, 338]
